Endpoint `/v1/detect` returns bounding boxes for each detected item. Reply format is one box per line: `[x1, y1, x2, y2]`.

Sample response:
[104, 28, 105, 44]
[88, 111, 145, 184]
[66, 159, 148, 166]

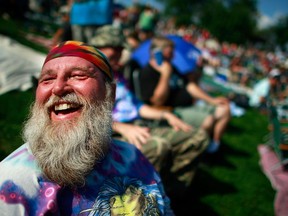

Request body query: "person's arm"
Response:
[51, 28, 64, 47]
[149, 60, 173, 106]
[139, 104, 192, 132]
[186, 82, 229, 105]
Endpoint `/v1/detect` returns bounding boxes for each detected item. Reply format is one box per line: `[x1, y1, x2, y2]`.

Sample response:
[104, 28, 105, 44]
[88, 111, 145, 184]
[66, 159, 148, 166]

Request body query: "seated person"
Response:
[138, 35, 231, 153]
[90, 25, 209, 197]
[229, 68, 282, 111]
[0, 41, 174, 215]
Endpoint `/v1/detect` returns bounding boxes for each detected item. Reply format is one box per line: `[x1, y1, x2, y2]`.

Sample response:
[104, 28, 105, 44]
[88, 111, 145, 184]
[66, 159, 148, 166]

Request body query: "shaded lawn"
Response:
[0, 89, 275, 215]
[171, 109, 275, 216]
[0, 89, 34, 159]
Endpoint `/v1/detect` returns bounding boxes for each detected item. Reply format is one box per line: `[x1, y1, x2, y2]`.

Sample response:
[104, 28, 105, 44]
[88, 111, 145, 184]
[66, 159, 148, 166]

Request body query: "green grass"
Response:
[170, 109, 275, 215]
[0, 17, 276, 216]
[199, 111, 275, 216]
[0, 89, 34, 159]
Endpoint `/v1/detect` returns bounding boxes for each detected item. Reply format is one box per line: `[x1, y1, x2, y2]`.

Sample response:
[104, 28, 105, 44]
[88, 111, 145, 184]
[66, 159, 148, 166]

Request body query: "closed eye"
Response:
[39, 76, 56, 84]
[70, 74, 89, 80]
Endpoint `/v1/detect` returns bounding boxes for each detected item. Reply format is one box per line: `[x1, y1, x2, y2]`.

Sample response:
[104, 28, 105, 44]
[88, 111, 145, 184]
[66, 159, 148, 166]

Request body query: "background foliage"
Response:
[157, 0, 288, 49]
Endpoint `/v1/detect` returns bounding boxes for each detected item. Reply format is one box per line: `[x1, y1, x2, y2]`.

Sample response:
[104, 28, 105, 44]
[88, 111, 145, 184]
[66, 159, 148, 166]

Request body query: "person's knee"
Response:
[201, 115, 214, 132]
[215, 104, 231, 120]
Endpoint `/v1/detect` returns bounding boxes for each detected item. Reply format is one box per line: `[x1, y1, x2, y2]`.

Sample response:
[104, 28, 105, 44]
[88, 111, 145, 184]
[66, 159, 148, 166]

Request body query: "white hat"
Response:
[269, 68, 280, 77]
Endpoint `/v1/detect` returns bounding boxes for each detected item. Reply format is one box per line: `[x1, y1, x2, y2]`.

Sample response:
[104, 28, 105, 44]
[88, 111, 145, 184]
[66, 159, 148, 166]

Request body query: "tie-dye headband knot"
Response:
[43, 41, 113, 80]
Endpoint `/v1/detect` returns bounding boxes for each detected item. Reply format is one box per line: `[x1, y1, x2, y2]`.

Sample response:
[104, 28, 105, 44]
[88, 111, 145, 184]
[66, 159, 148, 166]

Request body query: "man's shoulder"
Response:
[140, 63, 159, 80]
[1, 143, 34, 163]
[0, 143, 40, 184]
[142, 63, 154, 71]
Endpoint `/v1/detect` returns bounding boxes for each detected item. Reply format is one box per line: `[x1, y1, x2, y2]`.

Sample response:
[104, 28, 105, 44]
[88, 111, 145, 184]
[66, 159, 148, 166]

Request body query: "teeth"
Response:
[55, 103, 74, 111]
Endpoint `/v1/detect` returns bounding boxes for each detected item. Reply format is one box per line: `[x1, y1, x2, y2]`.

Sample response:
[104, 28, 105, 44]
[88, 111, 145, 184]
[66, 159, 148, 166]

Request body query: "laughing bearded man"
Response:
[0, 41, 174, 215]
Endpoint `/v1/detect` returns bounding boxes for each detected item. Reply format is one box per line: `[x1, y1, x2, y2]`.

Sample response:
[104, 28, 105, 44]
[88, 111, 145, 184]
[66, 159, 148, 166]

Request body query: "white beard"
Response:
[23, 90, 113, 187]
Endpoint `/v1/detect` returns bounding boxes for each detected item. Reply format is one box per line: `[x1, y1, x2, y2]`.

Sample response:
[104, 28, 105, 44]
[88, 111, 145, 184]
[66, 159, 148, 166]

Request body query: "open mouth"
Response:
[49, 102, 82, 119]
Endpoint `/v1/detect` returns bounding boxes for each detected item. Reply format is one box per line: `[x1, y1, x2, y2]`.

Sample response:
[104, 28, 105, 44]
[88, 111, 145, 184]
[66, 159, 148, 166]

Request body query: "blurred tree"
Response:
[272, 16, 288, 50]
[256, 15, 288, 51]
[0, 0, 30, 20]
[157, 0, 209, 25]
[200, 0, 258, 44]
[157, 0, 258, 44]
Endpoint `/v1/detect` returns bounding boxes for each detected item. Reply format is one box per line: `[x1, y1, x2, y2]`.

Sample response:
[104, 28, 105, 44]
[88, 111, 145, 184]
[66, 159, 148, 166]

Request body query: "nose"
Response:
[52, 77, 72, 96]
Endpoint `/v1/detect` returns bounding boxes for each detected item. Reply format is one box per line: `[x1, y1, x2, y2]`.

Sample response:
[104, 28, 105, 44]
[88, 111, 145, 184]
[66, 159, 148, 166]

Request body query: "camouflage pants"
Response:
[113, 120, 209, 195]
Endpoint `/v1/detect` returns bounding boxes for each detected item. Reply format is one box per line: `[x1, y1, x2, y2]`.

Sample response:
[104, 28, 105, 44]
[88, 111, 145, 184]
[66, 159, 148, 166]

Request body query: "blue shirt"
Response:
[113, 77, 144, 123]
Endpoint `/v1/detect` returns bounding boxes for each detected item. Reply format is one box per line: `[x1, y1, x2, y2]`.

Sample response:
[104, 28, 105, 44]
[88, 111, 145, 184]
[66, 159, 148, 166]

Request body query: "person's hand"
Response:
[162, 112, 192, 132]
[118, 124, 151, 150]
[158, 61, 173, 75]
[152, 60, 173, 77]
[211, 96, 230, 106]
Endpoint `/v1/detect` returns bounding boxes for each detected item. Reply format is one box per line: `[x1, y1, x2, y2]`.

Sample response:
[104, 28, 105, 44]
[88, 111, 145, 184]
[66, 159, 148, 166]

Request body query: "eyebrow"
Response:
[40, 65, 99, 78]
[38, 69, 55, 81]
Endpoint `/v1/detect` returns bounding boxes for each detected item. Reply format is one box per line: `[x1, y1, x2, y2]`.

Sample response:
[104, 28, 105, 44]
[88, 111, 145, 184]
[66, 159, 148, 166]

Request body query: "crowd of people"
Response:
[44, 1, 288, 107]
[1, 0, 288, 215]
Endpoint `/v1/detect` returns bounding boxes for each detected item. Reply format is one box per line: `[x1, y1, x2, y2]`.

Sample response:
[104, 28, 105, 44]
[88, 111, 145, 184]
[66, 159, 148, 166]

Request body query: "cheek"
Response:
[36, 86, 51, 104]
[80, 83, 107, 103]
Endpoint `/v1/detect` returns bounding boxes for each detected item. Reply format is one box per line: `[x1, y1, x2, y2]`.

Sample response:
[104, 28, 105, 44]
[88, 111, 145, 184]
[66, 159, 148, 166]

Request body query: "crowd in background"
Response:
[3, 0, 287, 93]
[32, 0, 287, 102]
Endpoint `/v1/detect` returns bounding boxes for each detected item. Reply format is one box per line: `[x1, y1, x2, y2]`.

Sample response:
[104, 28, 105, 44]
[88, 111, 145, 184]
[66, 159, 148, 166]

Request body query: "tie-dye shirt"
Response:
[0, 140, 173, 215]
[112, 76, 143, 123]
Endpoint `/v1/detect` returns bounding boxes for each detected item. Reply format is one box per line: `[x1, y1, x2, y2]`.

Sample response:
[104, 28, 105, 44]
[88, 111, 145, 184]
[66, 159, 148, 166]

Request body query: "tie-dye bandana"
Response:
[43, 41, 113, 80]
